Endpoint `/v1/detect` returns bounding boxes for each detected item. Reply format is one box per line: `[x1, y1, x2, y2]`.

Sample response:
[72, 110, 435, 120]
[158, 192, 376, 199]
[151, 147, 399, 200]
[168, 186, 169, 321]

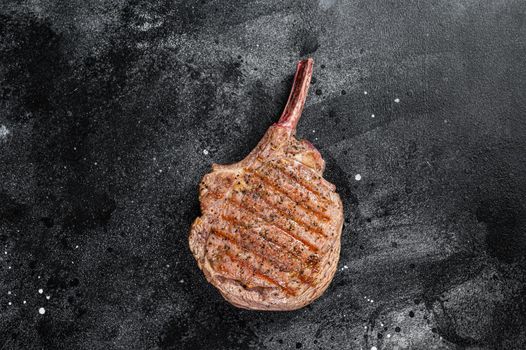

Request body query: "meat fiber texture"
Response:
[189, 59, 344, 311]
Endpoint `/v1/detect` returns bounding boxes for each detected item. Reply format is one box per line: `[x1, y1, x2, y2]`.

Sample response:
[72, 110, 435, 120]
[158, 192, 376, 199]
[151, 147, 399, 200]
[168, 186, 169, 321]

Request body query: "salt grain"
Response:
[39, 307, 46, 315]
[355, 174, 362, 181]
[38, 289, 43, 294]
[203, 149, 209, 155]
[394, 98, 400, 103]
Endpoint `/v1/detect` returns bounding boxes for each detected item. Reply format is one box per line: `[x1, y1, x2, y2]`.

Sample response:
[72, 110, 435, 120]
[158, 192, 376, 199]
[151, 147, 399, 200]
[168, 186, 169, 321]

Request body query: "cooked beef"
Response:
[189, 59, 344, 310]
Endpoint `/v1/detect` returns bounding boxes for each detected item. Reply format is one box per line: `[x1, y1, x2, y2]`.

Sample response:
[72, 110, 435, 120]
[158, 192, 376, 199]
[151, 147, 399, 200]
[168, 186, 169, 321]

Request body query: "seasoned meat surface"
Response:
[189, 59, 344, 310]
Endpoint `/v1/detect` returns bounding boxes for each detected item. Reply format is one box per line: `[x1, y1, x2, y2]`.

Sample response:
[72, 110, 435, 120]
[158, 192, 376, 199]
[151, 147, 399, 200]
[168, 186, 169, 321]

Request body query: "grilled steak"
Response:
[189, 58, 344, 310]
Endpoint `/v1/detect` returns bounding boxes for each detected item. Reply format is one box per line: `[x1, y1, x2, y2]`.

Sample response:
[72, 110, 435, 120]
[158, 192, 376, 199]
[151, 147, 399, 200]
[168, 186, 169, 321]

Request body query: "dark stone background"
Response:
[1, 0, 525, 349]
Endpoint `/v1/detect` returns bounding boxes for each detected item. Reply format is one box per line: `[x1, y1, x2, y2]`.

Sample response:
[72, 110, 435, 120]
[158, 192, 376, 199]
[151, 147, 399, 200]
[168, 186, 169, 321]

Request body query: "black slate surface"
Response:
[1, 1, 526, 349]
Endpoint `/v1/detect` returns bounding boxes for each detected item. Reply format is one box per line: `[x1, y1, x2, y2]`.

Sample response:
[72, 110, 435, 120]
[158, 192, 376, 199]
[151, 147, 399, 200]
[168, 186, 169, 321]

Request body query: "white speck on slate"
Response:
[38, 289, 43, 294]
[371, 347, 378, 350]
[39, 307, 46, 315]
[203, 149, 209, 155]
[387, 334, 391, 338]
[75, 245, 79, 249]
[46, 295, 51, 300]
[38, 276, 41, 279]
[355, 174, 362, 181]
[8, 302, 12, 305]
[4, 251, 7, 255]
[23, 300, 26, 304]
[8, 266, 11, 269]
[179, 279, 184, 283]
[0, 125, 10, 140]
[7, 291, 11, 295]
[364, 91, 368, 95]
[371, 114, 375, 118]
[394, 98, 400, 103]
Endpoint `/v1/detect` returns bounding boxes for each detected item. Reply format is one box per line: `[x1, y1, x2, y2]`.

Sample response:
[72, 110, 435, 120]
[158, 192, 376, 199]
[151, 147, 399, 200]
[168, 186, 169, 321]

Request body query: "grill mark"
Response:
[219, 216, 316, 286]
[241, 193, 325, 248]
[247, 168, 331, 221]
[211, 227, 313, 288]
[221, 214, 305, 264]
[253, 188, 327, 238]
[226, 197, 319, 253]
[272, 159, 332, 201]
[222, 249, 296, 296]
[270, 160, 329, 199]
[212, 227, 292, 274]
[249, 174, 331, 224]
[205, 191, 224, 200]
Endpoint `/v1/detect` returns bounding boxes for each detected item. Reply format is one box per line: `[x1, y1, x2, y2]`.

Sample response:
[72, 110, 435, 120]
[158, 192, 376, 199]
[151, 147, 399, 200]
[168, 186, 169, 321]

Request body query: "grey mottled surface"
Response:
[1, 0, 526, 349]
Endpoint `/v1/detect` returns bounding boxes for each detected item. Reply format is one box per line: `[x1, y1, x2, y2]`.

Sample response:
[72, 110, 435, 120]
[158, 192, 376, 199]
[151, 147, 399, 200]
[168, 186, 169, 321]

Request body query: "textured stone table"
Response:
[1, 0, 525, 349]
